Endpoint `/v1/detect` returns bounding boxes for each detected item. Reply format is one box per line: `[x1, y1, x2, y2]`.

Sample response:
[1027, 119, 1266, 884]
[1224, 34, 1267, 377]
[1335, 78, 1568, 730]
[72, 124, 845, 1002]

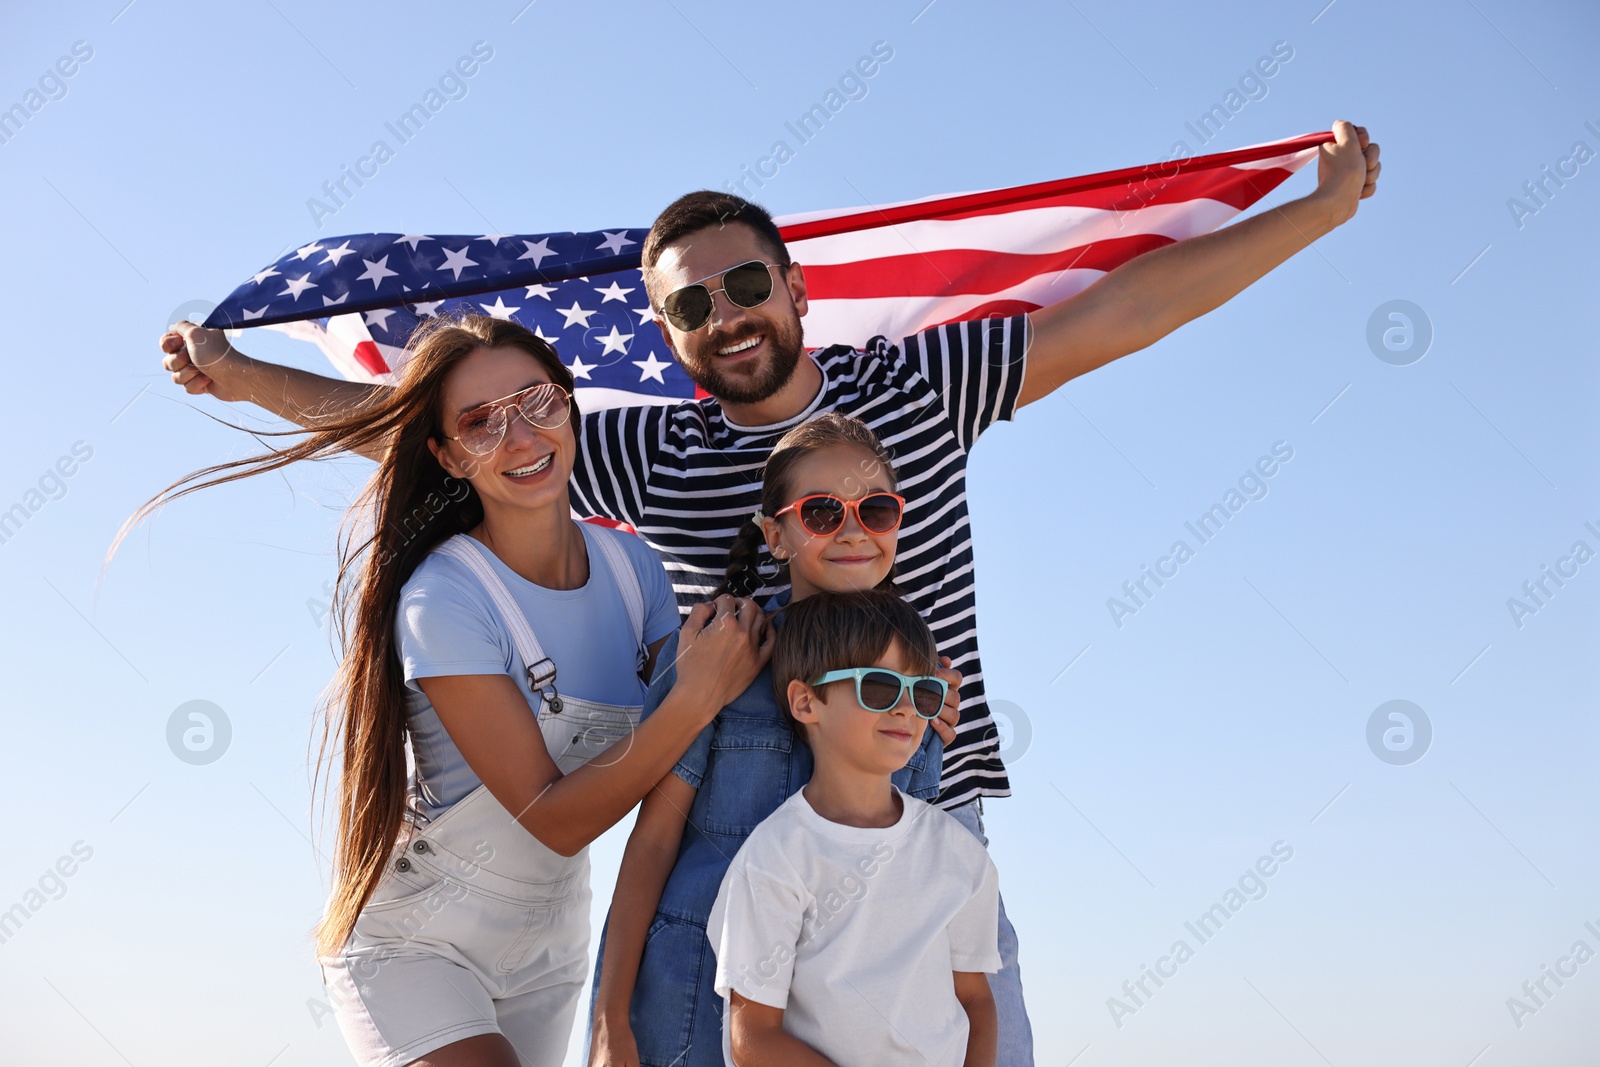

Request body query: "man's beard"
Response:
[677, 314, 805, 406]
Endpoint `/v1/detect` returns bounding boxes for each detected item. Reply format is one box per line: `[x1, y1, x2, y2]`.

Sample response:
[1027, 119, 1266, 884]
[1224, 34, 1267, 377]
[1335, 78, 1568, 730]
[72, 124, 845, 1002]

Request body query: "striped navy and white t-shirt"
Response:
[569, 314, 1028, 809]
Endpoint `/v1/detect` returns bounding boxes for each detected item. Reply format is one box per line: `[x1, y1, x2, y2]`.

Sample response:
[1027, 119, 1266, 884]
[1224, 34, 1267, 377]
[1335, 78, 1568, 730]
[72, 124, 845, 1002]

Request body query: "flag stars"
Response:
[557, 301, 597, 329]
[281, 274, 318, 300]
[364, 308, 398, 333]
[476, 234, 510, 245]
[596, 326, 634, 356]
[321, 240, 358, 266]
[412, 300, 445, 317]
[294, 242, 325, 261]
[437, 246, 479, 280]
[596, 231, 637, 255]
[632, 305, 656, 325]
[568, 354, 596, 380]
[250, 266, 281, 286]
[595, 280, 635, 303]
[394, 234, 433, 250]
[523, 283, 557, 300]
[632, 351, 669, 384]
[357, 255, 400, 289]
[518, 238, 556, 266]
[479, 296, 521, 320]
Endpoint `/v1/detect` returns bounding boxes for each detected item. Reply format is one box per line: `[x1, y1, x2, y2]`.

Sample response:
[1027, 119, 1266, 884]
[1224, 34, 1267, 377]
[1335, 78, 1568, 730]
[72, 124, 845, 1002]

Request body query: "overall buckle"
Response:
[527, 657, 563, 715]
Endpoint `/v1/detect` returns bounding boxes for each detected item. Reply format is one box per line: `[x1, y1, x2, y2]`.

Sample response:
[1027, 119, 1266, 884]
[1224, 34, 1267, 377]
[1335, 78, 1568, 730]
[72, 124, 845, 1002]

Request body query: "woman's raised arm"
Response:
[161, 321, 383, 429]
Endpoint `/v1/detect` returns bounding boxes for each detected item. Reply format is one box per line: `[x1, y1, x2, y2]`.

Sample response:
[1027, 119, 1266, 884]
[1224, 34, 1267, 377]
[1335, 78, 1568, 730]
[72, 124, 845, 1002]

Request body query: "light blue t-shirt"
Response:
[396, 522, 679, 818]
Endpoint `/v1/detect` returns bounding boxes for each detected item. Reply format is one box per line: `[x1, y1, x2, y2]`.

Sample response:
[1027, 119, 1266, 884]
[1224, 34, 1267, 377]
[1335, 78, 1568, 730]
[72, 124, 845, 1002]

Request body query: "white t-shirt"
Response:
[706, 786, 1001, 1067]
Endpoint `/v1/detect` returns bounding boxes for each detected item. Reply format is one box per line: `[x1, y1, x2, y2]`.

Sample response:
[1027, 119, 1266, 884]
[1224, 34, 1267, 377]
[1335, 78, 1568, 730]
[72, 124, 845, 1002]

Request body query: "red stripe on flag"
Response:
[935, 163, 1303, 220]
[928, 300, 1042, 329]
[582, 515, 639, 534]
[803, 234, 1172, 299]
[777, 132, 1333, 243]
[351, 341, 391, 377]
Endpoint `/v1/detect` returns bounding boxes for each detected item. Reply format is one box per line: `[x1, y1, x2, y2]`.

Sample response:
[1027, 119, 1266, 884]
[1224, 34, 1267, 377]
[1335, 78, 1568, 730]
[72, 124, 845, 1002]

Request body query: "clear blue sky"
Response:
[2, 2, 1595, 1064]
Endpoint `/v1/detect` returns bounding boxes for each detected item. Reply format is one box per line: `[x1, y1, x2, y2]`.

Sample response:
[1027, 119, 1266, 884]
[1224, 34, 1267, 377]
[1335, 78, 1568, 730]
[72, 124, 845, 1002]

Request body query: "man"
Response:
[162, 121, 1380, 1064]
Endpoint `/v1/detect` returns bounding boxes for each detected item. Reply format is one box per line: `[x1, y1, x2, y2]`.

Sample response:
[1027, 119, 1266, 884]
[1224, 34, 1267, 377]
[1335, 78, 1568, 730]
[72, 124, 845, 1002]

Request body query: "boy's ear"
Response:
[787, 679, 821, 725]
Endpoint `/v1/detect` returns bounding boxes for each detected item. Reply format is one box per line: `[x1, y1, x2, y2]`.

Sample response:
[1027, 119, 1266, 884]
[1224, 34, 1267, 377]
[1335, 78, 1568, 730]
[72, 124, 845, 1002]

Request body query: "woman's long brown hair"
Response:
[117, 314, 579, 955]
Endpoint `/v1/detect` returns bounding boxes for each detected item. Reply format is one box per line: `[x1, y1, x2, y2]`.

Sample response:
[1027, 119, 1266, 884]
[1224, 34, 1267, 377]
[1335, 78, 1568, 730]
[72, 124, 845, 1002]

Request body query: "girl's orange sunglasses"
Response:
[773, 492, 905, 537]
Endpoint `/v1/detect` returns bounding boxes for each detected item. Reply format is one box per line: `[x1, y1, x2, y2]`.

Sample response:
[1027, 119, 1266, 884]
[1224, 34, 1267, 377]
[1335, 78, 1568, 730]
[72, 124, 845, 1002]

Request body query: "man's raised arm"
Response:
[161, 321, 384, 428]
[1015, 119, 1382, 408]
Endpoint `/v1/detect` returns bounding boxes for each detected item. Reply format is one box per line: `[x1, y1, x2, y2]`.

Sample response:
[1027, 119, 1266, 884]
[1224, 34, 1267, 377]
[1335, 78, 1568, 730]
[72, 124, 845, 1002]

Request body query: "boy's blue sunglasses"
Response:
[810, 668, 947, 720]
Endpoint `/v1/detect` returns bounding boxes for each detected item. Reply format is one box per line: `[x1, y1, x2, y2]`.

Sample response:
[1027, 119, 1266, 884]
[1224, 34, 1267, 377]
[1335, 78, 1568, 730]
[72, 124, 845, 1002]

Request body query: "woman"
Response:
[136, 315, 773, 1066]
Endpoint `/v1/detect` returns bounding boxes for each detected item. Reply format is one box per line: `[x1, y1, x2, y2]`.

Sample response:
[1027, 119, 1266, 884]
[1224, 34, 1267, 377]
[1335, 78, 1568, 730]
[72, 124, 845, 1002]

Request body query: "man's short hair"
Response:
[771, 590, 939, 739]
[642, 191, 792, 305]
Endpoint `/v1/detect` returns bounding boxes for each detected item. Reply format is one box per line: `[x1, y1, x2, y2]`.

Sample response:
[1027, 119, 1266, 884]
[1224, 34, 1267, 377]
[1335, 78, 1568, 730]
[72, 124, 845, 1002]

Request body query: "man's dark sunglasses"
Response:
[659, 260, 784, 332]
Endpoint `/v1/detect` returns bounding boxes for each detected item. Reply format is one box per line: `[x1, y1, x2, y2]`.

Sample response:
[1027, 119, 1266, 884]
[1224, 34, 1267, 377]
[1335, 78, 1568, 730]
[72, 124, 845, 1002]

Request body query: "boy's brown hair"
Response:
[771, 590, 939, 739]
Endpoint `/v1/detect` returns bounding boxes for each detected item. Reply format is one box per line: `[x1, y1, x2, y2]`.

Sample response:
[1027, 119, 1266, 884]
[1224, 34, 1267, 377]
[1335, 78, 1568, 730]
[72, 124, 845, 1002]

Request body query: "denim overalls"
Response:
[587, 591, 945, 1067]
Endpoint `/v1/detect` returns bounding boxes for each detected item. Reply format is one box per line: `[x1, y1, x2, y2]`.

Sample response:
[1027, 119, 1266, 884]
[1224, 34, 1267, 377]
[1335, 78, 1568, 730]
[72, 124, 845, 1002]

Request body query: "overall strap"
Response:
[585, 525, 648, 671]
[434, 535, 558, 699]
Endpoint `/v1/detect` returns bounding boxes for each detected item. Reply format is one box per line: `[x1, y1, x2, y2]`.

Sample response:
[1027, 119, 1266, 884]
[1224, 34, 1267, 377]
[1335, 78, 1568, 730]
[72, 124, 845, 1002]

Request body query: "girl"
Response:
[137, 315, 773, 1067]
[587, 412, 962, 1067]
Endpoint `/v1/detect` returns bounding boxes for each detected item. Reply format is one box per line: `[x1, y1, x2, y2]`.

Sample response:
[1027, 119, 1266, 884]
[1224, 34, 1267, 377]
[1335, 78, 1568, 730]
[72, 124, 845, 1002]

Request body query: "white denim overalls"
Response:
[321, 528, 649, 1067]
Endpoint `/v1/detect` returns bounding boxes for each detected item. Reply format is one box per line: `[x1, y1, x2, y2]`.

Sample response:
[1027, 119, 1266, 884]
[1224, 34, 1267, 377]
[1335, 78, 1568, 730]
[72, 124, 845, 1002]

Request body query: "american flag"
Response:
[205, 131, 1330, 411]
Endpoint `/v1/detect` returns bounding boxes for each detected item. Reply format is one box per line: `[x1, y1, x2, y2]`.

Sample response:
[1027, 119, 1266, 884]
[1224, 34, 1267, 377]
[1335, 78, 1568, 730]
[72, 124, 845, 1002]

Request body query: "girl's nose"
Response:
[836, 506, 868, 540]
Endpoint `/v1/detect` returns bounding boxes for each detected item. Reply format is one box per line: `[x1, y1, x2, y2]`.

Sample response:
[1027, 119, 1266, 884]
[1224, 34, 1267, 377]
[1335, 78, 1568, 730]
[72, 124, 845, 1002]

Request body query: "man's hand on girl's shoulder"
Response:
[932, 654, 962, 746]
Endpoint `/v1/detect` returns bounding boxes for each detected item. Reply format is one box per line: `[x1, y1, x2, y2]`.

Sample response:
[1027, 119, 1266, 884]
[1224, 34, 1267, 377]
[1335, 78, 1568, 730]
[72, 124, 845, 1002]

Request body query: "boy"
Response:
[706, 590, 1000, 1066]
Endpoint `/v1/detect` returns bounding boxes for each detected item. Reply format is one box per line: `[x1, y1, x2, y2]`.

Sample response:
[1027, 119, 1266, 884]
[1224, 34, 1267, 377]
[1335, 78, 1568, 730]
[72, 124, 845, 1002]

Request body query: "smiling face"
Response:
[648, 222, 809, 406]
[787, 637, 929, 775]
[426, 344, 576, 518]
[763, 443, 898, 600]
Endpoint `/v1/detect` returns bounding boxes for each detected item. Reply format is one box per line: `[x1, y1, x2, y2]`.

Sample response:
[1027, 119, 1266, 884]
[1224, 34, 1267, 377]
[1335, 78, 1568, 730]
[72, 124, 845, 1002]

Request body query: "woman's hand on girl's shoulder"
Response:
[671, 595, 774, 715]
[589, 1012, 641, 1067]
